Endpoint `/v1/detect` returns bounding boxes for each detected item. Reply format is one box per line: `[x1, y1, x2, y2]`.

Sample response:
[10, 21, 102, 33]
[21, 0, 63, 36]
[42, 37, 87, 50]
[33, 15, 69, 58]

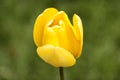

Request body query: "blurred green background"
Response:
[0, 0, 120, 80]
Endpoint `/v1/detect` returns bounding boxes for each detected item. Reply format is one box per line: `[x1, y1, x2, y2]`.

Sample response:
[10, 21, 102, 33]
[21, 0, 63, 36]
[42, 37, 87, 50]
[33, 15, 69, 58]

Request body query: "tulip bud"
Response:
[33, 8, 83, 67]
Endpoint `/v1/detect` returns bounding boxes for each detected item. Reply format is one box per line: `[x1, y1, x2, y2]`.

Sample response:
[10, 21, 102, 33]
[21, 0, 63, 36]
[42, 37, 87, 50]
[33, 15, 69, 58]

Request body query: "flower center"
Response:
[47, 19, 62, 28]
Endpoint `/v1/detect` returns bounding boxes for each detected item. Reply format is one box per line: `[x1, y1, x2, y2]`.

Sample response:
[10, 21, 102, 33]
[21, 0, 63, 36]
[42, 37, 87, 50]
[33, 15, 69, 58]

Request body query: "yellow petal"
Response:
[37, 45, 76, 67]
[33, 8, 58, 46]
[73, 14, 83, 58]
[60, 20, 80, 57]
[45, 11, 80, 57]
[51, 22, 70, 51]
[49, 11, 79, 40]
[42, 26, 59, 46]
[73, 14, 83, 41]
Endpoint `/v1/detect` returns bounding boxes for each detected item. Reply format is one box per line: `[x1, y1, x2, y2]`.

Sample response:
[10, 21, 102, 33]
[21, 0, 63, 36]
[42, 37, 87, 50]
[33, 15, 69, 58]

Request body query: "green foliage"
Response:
[0, 0, 120, 80]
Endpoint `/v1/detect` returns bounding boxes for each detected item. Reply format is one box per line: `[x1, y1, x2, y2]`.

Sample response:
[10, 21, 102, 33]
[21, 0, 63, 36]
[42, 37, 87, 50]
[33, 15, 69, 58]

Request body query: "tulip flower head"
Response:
[33, 8, 83, 67]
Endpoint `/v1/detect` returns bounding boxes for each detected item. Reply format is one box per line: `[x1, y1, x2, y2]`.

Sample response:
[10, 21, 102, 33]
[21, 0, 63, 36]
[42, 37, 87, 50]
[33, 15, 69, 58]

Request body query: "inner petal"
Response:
[51, 21, 70, 52]
[42, 26, 59, 46]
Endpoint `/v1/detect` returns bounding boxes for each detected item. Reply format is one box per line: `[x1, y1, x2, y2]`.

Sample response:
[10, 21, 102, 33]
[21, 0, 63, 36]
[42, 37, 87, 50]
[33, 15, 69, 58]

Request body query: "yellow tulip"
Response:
[33, 8, 83, 67]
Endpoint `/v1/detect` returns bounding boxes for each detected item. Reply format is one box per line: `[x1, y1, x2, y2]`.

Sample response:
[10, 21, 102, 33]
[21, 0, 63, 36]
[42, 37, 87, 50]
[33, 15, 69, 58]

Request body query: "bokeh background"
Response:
[0, 0, 120, 80]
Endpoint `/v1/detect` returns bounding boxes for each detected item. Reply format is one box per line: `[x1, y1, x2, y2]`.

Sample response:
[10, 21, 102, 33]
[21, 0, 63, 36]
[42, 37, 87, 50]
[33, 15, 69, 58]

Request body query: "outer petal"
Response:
[73, 14, 83, 58]
[33, 8, 58, 46]
[37, 45, 76, 67]
[73, 14, 83, 41]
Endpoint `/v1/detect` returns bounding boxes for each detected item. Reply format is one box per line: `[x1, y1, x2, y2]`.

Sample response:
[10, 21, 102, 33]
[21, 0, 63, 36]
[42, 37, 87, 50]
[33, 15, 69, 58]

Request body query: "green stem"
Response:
[59, 67, 64, 80]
